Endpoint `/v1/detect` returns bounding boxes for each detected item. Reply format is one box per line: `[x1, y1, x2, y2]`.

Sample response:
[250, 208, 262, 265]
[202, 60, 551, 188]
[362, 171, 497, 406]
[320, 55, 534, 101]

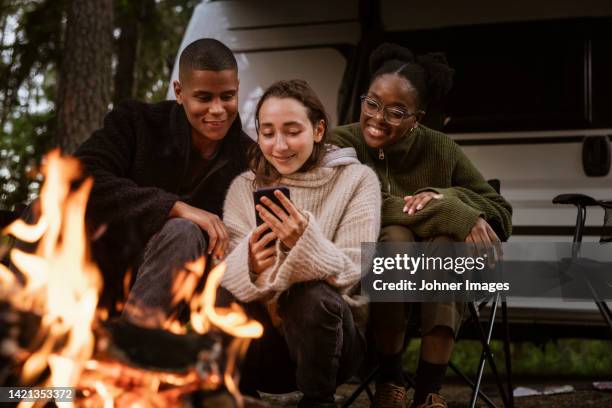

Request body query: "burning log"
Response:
[0, 300, 231, 406]
[99, 319, 221, 372]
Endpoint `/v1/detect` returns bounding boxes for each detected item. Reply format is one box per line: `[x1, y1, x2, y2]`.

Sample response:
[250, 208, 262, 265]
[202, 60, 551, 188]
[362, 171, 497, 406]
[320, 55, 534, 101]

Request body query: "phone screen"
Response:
[253, 186, 290, 247]
[253, 186, 291, 226]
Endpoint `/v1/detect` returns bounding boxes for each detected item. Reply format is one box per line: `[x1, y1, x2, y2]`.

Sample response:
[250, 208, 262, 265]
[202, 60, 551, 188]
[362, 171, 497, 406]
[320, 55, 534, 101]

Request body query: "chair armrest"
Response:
[552, 193, 598, 207]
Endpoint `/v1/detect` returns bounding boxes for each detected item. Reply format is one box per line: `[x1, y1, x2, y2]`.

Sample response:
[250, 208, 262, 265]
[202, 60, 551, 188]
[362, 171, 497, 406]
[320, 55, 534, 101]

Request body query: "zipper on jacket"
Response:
[377, 148, 391, 194]
[385, 156, 391, 194]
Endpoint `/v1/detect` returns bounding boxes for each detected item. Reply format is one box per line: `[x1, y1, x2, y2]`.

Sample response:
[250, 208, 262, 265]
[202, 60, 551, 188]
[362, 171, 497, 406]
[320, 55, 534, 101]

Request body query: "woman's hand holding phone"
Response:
[256, 190, 308, 250]
[249, 223, 278, 274]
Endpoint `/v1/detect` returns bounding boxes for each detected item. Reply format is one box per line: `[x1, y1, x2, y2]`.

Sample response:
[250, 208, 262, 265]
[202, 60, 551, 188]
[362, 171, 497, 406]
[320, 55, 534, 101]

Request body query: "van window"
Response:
[339, 17, 612, 133]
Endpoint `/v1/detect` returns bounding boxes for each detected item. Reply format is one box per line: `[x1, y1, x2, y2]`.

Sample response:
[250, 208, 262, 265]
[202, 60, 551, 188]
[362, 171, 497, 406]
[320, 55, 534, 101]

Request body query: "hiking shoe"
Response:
[413, 393, 447, 408]
[372, 382, 408, 408]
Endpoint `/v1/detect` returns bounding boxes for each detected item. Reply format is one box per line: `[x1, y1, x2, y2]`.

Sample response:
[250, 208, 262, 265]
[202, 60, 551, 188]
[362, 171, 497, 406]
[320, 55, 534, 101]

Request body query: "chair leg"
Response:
[341, 368, 378, 408]
[583, 278, 612, 331]
[468, 297, 510, 408]
[449, 361, 498, 408]
[501, 301, 514, 408]
[468, 301, 494, 408]
[594, 300, 612, 331]
[403, 371, 416, 389]
[569, 204, 612, 330]
[365, 383, 375, 401]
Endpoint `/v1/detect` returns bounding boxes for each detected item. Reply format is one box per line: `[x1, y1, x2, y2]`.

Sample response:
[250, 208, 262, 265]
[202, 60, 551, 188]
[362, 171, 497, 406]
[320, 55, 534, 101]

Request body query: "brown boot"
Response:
[372, 382, 408, 408]
[412, 393, 447, 408]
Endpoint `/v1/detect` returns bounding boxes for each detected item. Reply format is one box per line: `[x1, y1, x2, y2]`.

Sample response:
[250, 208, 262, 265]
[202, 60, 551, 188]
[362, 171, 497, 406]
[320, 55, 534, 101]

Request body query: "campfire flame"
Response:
[2, 150, 100, 392]
[0, 150, 263, 407]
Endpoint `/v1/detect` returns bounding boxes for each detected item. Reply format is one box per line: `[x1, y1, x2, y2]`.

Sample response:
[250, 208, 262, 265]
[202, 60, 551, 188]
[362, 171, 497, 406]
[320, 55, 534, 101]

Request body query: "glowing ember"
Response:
[0, 150, 263, 407]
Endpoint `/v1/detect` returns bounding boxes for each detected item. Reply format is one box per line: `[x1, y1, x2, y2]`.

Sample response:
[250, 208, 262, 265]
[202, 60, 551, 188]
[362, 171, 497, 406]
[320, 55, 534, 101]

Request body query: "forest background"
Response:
[0, 0, 198, 210]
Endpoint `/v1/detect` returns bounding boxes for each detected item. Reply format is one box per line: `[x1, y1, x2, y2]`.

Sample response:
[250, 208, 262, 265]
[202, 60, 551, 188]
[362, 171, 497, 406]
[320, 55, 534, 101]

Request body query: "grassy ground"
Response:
[405, 338, 612, 377]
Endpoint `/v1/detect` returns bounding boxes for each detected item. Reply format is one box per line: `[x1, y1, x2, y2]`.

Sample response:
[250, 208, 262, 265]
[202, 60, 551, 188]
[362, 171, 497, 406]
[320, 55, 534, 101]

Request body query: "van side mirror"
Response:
[582, 135, 610, 177]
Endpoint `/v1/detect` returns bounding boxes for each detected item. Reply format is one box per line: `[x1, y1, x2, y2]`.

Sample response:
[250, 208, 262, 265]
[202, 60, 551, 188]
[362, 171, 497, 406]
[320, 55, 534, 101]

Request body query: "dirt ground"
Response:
[257, 379, 612, 407]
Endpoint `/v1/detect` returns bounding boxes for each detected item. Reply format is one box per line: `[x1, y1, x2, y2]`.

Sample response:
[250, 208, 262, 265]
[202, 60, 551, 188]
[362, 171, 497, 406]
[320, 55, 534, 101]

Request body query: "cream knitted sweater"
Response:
[221, 158, 381, 303]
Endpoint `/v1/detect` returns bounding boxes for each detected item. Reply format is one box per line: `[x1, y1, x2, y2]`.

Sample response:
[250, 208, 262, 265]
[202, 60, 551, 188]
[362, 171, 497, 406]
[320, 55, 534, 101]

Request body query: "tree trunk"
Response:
[113, 1, 141, 106]
[56, 0, 113, 154]
[112, 0, 155, 106]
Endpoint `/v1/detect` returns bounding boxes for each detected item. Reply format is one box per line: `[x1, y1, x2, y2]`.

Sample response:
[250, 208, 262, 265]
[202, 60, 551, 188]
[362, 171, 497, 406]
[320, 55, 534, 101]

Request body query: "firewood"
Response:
[98, 319, 223, 372]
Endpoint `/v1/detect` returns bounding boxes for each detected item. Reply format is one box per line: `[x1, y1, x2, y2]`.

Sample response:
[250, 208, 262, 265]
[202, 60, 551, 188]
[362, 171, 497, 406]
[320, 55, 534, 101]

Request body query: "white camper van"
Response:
[168, 0, 612, 334]
[168, 0, 612, 243]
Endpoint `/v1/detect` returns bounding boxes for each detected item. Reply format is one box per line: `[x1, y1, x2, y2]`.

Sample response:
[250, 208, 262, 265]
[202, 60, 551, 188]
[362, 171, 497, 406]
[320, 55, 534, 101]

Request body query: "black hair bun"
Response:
[369, 43, 415, 74]
[416, 53, 455, 102]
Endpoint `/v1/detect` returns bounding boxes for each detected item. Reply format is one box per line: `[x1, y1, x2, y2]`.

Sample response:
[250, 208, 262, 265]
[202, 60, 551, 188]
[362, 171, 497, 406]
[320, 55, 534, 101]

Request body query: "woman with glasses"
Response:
[329, 43, 512, 408]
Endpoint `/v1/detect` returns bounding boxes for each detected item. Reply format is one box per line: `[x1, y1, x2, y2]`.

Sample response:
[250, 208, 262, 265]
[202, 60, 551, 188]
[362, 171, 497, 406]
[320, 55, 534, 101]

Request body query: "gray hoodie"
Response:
[320, 145, 360, 168]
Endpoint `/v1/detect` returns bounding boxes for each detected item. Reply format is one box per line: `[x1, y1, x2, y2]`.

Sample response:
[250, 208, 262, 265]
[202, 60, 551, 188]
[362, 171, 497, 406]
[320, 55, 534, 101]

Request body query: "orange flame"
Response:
[1, 149, 263, 407]
[165, 259, 264, 404]
[2, 150, 101, 397]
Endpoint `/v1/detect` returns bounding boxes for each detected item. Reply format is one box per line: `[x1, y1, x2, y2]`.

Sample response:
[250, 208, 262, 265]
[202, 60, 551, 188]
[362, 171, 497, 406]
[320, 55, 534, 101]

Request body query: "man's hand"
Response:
[465, 217, 503, 264]
[249, 223, 278, 275]
[169, 201, 229, 259]
[256, 190, 308, 250]
[403, 192, 443, 215]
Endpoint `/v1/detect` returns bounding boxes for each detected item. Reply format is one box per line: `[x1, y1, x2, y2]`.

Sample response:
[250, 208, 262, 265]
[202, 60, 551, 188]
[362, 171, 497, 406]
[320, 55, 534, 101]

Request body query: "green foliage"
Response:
[402, 339, 612, 377]
[0, 0, 63, 121]
[111, 0, 198, 103]
[0, 0, 198, 208]
[133, 0, 199, 102]
[0, 110, 55, 209]
[1, 0, 63, 208]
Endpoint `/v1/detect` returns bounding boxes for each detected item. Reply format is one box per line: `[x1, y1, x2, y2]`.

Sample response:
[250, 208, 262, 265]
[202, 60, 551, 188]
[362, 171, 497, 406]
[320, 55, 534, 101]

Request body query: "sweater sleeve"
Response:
[74, 103, 179, 239]
[381, 192, 483, 241]
[415, 145, 513, 240]
[262, 167, 381, 291]
[219, 175, 269, 302]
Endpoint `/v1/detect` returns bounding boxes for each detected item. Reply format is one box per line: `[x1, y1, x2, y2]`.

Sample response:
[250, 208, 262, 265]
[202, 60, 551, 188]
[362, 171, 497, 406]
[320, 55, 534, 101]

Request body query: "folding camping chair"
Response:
[342, 180, 514, 408]
[552, 193, 612, 330]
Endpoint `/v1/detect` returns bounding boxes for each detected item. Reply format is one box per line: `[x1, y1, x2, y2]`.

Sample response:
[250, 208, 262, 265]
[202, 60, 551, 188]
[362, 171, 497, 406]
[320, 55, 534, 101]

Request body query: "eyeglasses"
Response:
[360, 95, 420, 126]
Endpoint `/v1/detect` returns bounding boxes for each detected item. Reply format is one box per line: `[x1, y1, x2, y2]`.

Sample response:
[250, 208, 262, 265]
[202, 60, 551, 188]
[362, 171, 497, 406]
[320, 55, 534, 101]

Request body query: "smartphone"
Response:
[253, 186, 290, 247]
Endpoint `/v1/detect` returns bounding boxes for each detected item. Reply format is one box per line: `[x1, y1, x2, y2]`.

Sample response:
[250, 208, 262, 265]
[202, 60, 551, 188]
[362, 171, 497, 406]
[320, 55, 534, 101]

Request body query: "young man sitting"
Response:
[74, 38, 254, 325]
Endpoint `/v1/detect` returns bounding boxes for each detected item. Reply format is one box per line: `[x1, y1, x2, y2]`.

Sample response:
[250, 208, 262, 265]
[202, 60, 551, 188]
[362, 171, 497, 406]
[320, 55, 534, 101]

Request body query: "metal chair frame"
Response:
[341, 297, 514, 408]
[552, 194, 612, 331]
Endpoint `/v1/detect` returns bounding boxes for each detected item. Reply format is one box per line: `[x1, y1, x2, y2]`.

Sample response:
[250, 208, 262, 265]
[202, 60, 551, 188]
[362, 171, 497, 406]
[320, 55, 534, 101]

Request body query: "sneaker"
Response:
[413, 393, 447, 408]
[372, 382, 408, 408]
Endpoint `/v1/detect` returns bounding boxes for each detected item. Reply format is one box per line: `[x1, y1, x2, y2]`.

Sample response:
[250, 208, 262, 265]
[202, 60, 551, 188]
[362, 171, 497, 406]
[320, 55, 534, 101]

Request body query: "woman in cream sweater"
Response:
[221, 79, 381, 407]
